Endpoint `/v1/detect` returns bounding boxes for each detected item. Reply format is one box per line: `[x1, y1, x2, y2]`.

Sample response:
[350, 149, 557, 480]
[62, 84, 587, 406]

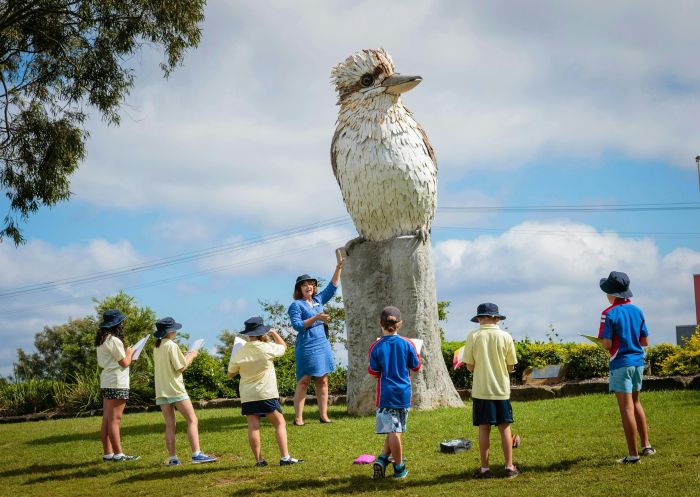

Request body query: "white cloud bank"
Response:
[434, 220, 700, 345]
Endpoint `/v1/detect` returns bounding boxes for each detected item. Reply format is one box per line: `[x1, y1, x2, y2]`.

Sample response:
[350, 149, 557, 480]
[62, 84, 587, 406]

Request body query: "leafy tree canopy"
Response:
[0, 0, 205, 244]
[13, 290, 156, 381]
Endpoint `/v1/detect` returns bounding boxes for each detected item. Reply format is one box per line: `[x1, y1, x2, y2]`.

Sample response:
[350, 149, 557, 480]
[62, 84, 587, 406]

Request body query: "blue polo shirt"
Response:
[599, 300, 648, 371]
[368, 334, 421, 409]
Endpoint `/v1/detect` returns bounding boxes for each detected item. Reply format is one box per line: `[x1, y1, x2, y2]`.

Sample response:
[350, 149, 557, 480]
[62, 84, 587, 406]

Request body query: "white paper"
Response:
[411, 338, 423, 354]
[130, 335, 150, 361]
[227, 336, 246, 371]
[189, 338, 205, 354]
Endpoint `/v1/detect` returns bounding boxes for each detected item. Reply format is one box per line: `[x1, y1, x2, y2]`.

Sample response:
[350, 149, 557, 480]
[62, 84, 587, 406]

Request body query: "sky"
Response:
[2, 1, 700, 377]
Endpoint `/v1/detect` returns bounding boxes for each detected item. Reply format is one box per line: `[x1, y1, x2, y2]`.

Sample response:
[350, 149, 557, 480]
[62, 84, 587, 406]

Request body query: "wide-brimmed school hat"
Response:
[294, 274, 318, 289]
[240, 316, 271, 337]
[100, 309, 126, 329]
[470, 303, 506, 323]
[154, 317, 182, 339]
[599, 271, 633, 298]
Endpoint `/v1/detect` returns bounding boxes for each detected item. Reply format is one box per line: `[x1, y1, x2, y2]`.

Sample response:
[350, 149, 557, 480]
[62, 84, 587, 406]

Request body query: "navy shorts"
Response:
[241, 399, 283, 417]
[472, 398, 514, 426]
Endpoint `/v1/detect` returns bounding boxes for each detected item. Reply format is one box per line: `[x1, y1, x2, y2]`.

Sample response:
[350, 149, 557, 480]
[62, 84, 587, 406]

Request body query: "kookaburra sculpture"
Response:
[331, 48, 437, 243]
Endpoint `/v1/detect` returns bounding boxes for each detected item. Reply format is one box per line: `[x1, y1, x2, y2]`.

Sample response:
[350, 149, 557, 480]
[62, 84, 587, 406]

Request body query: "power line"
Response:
[0, 236, 349, 318]
[0, 216, 352, 299]
[438, 202, 700, 213]
[433, 226, 700, 238]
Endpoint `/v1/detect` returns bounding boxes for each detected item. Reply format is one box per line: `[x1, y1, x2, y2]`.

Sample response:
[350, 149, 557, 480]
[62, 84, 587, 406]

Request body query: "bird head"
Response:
[330, 48, 422, 106]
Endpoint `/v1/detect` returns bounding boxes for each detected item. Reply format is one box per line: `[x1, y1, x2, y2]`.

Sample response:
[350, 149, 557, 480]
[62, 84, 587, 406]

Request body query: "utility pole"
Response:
[696, 156, 700, 194]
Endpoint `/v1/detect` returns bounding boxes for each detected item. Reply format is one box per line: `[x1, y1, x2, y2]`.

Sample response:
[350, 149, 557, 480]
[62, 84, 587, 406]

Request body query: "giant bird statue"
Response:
[331, 48, 437, 244]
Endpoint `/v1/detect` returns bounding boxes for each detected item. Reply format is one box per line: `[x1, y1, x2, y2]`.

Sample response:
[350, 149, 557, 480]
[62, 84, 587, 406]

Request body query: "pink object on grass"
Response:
[353, 454, 376, 464]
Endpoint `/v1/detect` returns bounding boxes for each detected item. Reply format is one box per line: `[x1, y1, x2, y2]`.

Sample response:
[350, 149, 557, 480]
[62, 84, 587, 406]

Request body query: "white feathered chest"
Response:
[330, 49, 437, 242]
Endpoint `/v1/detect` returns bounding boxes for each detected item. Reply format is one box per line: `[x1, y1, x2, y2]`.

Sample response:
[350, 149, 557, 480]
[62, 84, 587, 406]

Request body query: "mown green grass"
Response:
[1, 391, 699, 497]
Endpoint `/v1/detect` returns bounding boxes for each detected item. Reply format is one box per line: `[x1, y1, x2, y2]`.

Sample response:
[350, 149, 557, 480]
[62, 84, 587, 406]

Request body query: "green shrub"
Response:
[660, 329, 700, 376]
[441, 340, 472, 389]
[646, 344, 679, 375]
[0, 379, 67, 416]
[564, 344, 609, 380]
[183, 350, 236, 400]
[513, 340, 569, 383]
[61, 369, 101, 413]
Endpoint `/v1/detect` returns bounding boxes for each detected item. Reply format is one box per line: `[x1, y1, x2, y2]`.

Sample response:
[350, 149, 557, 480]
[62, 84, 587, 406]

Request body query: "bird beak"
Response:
[381, 74, 422, 95]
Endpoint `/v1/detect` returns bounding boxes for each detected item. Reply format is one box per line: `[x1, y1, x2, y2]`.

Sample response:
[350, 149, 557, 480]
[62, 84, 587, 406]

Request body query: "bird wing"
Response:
[330, 127, 343, 187]
[415, 121, 437, 170]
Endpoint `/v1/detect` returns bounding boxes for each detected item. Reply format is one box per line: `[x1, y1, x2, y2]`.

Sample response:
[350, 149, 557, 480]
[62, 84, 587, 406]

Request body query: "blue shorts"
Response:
[375, 407, 409, 434]
[609, 365, 644, 393]
[241, 399, 283, 417]
[472, 398, 514, 426]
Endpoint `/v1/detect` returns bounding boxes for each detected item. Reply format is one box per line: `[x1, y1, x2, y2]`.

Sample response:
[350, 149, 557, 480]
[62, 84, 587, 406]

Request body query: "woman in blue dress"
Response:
[287, 249, 343, 425]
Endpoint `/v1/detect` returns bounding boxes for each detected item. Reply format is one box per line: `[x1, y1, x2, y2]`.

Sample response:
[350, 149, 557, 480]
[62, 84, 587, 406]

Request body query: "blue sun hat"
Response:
[599, 271, 633, 298]
[154, 317, 183, 339]
[100, 309, 126, 329]
[470, 303, 506, 323]
[294, 274, 318, 289]
[240, 317, 271, 337]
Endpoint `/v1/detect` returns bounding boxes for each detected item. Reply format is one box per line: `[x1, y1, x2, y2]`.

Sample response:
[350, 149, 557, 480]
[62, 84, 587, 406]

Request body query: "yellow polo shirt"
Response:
[153, 338, 188, 399]
[464, 324, 518, 400]
[96, 335, 129, 389]
[228, 341, 286, 403]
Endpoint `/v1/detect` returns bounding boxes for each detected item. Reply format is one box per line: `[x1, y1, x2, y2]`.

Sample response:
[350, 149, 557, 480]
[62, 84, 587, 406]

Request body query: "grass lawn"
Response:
[1, 390, 699, 497]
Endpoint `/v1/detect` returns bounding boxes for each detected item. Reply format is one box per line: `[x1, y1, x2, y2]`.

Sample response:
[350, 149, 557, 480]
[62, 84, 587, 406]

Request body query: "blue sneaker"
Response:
[373, 455, 389, 479]
[393, 464, 408, 479]
[191, 453, 217, 464]
[168, 457, 181, 466]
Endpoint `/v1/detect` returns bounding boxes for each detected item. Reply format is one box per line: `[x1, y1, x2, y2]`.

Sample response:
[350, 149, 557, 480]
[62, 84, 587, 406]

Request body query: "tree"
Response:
[0, 0, 205, 244]
[13, 290, 156, 381]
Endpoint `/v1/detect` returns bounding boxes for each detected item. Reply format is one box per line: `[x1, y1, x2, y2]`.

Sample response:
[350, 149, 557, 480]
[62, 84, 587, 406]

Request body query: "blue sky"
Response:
[2, 1, 700, 376]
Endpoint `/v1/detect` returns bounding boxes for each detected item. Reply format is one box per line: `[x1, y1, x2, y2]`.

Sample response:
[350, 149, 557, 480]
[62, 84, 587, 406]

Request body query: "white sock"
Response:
[169, 455, 179, 461]
[192, 451, 202, 457]
[103, 453, 114, 459]
[628, 456, 640, 461]
[114, 453, 124, 458]
[281, 455, 290, 460]
[480, 467, 489, 473]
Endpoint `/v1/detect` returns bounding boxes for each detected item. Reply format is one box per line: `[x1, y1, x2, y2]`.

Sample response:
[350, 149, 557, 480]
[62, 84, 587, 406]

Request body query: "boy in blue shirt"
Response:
[598, 271, 655, 464]
[368, 306, 422, 479]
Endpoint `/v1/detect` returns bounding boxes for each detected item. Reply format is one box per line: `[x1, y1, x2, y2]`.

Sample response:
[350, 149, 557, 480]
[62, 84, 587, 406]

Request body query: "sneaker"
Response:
[191, 453, 217, 464]
[617, 456, 640, 464]
[472, 468, 491, 479]
[280, 456, 303, 466]
[392, 464, 408, 479]
[112, 454, 140, 462]
[641, 446, 656, 456]
[255, 459, 268, 467]
[102, 455, 114, 462]
[504, 466, 520, 478]
[168, 458, 181, 466]
[373, 455, 389, 479]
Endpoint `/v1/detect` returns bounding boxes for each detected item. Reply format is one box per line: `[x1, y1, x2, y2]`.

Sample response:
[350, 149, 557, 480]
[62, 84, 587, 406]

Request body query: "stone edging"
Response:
[2, 374, 698, 424]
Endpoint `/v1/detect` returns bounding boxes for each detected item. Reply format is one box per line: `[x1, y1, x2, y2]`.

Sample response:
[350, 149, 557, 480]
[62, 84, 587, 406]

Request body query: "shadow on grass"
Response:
[26, 415, 251, 445]
[26, 409, 358, 446]
[221, 458, 589, 495]
[0, 461, 101, 479]
[115, 465, 231, 483]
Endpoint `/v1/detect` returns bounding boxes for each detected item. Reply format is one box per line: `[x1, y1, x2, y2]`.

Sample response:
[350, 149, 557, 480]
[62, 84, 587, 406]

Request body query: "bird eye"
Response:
[360, 74, 374, 87]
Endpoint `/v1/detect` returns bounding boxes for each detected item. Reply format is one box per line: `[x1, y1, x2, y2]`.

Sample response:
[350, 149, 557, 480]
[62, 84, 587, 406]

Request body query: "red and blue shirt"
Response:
[598, 298, 648, 371]
[368, 334, 421, 409]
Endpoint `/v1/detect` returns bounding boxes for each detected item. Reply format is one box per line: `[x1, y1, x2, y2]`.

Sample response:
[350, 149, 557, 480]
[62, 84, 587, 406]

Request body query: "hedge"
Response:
[3, 331, 699, 417]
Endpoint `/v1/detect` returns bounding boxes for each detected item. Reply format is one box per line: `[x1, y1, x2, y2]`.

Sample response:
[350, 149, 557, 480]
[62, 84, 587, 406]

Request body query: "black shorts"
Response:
[241, 399, 283, 417]
[101, 388, 129, 400]
[472, 398, 513, 426]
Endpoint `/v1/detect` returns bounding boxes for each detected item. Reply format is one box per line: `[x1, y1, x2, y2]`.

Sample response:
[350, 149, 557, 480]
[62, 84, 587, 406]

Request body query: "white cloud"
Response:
[219, 298, 248, 314]
[434, 220, 700, 345]
[65, 1, 700, 229]
[0, 239, 144, 376]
